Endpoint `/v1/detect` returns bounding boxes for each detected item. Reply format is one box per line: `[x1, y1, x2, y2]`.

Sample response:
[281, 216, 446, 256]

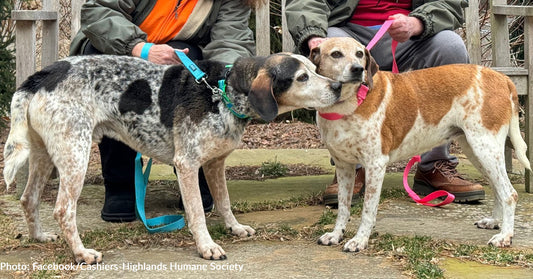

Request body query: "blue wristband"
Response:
[140, 43, 153, 60]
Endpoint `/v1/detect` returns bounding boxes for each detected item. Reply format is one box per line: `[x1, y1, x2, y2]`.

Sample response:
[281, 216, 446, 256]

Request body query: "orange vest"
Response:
[138, 0, 199, 43]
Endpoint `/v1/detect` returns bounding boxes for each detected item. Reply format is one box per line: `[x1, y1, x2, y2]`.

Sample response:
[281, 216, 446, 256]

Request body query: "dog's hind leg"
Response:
[344, 163, 387, 252]
[456, 136, 502, 229]
[318, 161, 356, 246]
[461, 132, 517, 247]
[51, 135, 102, 264]
[21, 130, 57, 242]
[203, 155, 255, 238]
[174, 158, 227, 260]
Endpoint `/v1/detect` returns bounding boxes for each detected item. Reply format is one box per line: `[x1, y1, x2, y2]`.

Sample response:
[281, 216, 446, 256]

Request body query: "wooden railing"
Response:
[465, 0, 532, 192]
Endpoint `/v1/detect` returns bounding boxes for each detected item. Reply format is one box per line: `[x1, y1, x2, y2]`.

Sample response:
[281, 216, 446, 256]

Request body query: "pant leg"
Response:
[327, 26, 469, 171]
[82, 42, 138, 193]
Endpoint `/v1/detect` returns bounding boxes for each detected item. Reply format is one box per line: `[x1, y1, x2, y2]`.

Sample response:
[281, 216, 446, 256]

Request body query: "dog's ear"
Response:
[248, 70, 278, 121]
[309, 46, 321, 66]
[364, 48, 379, 89]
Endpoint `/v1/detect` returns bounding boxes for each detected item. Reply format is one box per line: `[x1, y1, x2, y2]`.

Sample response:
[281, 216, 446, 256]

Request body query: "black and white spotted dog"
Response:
[3, 53, 341, 263]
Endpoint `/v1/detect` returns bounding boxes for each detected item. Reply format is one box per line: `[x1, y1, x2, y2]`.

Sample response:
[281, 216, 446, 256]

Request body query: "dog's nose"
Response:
[330, 81, 342, 92]
[350, 64, 364, 75]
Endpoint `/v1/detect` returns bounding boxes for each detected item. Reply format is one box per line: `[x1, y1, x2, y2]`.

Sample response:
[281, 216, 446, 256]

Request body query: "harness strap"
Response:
[135, 153, 185, 233]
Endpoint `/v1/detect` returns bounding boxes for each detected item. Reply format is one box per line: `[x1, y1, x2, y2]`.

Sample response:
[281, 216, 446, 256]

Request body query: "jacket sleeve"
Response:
[409, 0, 468, 40]
[285, 0, 332, 55]
[201, 0, 256, 64]
[75, 0, 147, 55]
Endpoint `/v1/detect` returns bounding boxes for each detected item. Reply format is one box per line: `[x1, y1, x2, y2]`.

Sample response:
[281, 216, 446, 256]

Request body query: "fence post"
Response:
[255, 0, 270, 56]
[11, 0, 59, 197]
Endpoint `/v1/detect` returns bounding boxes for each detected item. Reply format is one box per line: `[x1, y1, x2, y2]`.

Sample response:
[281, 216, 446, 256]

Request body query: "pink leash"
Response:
[366, 19, 399, 73]
[403, 156, 455, 206]
[321, 19, 455, 206]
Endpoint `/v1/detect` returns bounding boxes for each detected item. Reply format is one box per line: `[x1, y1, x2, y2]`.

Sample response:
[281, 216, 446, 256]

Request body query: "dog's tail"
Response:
[3, 91, 33, 191]
[508, 80, 531, 171]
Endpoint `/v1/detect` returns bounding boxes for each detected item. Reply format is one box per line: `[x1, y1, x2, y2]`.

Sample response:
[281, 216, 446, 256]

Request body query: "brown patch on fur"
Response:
[368, 65, 477, 154]
[480, 68, 514, 133]
[414, 65, 477, 125]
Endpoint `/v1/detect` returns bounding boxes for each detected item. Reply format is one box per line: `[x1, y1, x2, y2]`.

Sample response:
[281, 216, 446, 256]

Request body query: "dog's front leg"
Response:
[344, 164, 386, 252]
[318, 161, 356, 246]
[203, 156, 255, 238]
[174, 160, 226, 260]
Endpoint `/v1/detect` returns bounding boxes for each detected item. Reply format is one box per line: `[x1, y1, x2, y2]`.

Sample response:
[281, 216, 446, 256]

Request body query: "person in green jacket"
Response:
[70, 0, 258, 222]
[286, 0, 486, 206]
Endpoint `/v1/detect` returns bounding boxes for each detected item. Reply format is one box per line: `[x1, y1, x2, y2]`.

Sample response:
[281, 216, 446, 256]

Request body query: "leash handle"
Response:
[175, 50, 206, 81]
[135, 153, 185, 233]
[403, 156, 455, 207]
[366, 19, 399, 74]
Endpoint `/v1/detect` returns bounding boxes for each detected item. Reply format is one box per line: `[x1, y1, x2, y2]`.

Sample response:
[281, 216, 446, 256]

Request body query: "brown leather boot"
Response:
[323, 168, 365, 206]
[413, 160, 485, 203]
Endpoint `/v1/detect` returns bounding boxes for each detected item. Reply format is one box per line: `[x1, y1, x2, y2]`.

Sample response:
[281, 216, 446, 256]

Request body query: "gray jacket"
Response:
[286, 0, 469, 55]
[70, 0, 256, 64]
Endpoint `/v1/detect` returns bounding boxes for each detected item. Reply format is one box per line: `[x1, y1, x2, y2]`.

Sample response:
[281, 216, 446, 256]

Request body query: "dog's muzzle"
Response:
[330, 81, 342, 99]
[346, 63, 364, 83]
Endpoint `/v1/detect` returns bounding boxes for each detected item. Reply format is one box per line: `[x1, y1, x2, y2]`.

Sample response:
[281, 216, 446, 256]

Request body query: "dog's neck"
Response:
[317, 82, 362, 116]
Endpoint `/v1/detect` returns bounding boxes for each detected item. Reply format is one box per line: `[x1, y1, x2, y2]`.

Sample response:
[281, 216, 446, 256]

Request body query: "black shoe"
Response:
[101, 193, 136, 222]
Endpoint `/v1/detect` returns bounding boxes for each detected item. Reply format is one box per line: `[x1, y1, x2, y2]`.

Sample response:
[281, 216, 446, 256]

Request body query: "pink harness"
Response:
[320, 19, 455, 206]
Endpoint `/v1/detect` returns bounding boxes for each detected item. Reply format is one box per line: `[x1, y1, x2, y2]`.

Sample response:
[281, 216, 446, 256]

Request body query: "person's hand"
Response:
[387, 14, 423, 43]
[308, 37, 328, 51]
[132, 43, 189, 65]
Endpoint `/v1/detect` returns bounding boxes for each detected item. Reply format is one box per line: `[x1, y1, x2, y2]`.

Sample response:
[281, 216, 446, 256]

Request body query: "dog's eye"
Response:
[356, 51, 364, 58]
[296, 73, 309, 82]
[331, 51, 343, 58]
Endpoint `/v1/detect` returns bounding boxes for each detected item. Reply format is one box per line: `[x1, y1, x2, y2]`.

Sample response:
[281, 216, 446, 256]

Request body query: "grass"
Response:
[372, 234, 444, 278]
[258, 157, 289, 177]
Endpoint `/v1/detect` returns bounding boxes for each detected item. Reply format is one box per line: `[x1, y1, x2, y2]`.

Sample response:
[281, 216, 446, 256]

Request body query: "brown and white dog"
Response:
[3, 53, 341, 263]
[310, 37, 531, 252]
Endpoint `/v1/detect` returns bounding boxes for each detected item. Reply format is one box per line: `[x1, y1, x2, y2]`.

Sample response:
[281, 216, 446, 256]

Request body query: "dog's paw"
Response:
[75, 249, 103, 264]
[198, 242, 227, 260]
[34, 232, 59, 242]
[229, 224, 255, 238]
[475, 218, 500, 230]
[343, 237, 368, 252]
[317, 232, 343, 246]
[488, 233, 513, 248]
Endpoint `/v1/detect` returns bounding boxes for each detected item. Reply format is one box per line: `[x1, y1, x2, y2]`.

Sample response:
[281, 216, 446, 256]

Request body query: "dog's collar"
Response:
[175, 50, 250, 120]
[217, 66, 250, 119]
[318, 83, 369, 120]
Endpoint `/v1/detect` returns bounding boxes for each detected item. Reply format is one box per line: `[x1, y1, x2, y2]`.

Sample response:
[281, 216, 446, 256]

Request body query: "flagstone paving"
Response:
[1, 149, 532, 278]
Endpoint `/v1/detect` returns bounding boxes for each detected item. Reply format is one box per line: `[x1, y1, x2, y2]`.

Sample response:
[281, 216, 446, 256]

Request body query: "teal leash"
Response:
[135, 153, 185, 233]
[175, 50, 250, 119]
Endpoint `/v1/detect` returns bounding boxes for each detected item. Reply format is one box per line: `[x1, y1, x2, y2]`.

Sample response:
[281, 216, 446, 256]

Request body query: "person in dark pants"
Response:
[70, 0, 258, 222]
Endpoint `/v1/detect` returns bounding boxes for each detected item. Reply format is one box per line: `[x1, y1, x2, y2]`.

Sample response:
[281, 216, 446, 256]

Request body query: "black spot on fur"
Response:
[270, 57, 299, 96]
[118, 79, 153, 114]
[158, 62, 223, 128]
[19, 60, 71, 93]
